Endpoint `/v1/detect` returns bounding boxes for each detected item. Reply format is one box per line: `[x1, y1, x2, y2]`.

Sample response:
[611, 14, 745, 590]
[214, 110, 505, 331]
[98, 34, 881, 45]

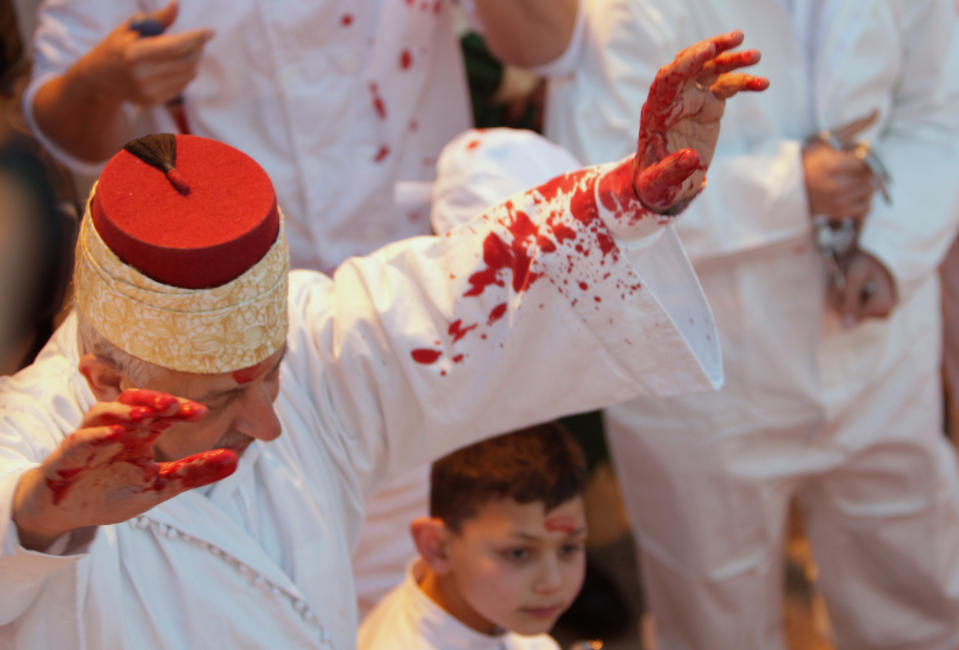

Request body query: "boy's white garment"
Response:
[359, 560, 559, 650]
[543, 1, 959, 648]
[0, 156, 720, 649]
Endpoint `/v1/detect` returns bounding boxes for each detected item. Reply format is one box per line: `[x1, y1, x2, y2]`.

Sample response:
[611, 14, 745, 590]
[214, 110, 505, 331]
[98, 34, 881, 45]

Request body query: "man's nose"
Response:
[234, 383, 282, 442]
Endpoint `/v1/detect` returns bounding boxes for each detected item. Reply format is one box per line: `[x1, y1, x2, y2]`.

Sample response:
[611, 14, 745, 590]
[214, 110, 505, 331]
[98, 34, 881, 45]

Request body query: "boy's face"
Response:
[445, 496, 587, 636]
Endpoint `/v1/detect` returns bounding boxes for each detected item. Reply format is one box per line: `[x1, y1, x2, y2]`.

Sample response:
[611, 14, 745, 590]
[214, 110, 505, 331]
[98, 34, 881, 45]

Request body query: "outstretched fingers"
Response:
[701, 49, 761, 78]
[154, 448, 239, 498]
[704, 29, 746, 56]
[117, 388, 181, 413]
[115, 388, 207, 442]
[709, 72, 770, 99]
[664, 30, 745, 86]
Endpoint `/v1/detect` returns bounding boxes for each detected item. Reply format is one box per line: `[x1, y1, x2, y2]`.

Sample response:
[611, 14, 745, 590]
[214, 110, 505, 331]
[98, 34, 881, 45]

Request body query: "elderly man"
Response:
[0, 34, 764, 649]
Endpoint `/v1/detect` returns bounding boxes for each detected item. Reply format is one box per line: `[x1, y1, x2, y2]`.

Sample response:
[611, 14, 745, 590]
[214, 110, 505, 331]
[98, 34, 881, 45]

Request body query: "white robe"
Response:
[0, 159, 720, 649]
[25, 0, 473, 273]
[358, 560, 558, 650]
[543, 1, 959, 648]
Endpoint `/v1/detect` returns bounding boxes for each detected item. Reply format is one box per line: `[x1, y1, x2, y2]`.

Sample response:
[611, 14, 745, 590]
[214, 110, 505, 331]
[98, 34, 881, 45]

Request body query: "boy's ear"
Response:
[410, 517, 453, 574]
[78, 353, 124, 401]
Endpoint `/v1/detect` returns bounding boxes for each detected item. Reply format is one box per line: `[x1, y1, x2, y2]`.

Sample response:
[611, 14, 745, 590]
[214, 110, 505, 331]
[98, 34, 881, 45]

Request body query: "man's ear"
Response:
[410, 517, 454, 575]
[78, 353, 124, 401]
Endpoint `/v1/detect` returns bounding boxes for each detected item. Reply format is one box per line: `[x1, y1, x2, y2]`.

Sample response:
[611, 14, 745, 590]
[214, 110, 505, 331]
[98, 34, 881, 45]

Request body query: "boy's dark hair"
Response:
[430, 421, 588, 533]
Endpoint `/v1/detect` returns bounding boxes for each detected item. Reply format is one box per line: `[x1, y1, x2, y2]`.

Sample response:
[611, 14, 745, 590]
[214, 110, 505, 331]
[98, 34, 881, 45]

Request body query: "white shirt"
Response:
[0, 157, 720, 649]
[358, 560, 559, 650]
[543, 0, 959, 429]
[25, 0, 473, 272]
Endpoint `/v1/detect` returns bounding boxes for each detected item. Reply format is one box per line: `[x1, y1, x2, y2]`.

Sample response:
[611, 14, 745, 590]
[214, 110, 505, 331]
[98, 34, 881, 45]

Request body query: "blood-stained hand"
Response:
[75, 0, 213, 107]
[12, 389, 237, 551]
[830, 249, 897, 327]
[634, 30, 768, 214]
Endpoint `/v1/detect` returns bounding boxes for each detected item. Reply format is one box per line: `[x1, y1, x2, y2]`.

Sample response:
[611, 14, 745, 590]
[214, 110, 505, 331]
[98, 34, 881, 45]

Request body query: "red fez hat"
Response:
[91, 134, 279, 289]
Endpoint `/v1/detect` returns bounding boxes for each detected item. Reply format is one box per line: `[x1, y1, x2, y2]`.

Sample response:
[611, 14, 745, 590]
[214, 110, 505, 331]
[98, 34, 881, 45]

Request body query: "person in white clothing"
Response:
[542, 1, 959, 648]
[359, 422, 587, 650]
[0, 36, 768, 649]
[20, 0, 584, 615]
[23, 0, 581, 272]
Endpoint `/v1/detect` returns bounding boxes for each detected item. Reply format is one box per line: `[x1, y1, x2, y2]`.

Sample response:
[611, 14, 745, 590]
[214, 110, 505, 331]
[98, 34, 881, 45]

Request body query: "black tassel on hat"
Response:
[123, 134, 191, 195]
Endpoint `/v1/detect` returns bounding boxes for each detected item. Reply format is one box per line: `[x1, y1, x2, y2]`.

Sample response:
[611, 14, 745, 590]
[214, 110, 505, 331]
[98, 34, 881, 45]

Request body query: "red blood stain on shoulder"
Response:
[414, 162, 648, 363]
[452, 354, 464, 363]
[488, 303, 507, 324]
[369, 83, 387, 120]
[400, 49, 413, 70]
[449, 319, 478, 342]
[465, 139, 481, 151]
[569, 183, 616, 257]
[411, 348, 442, 364]
[551, 222, 576, 244]
[341, 13, 353, 26]
[536, 234, 556, 252]
[374, 145, 390, 162]
[464, 232, 509, 297]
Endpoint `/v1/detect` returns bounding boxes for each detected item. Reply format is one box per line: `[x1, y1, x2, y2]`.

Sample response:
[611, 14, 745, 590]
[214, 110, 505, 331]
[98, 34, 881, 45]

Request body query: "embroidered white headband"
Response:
[74, 134, 289, 374]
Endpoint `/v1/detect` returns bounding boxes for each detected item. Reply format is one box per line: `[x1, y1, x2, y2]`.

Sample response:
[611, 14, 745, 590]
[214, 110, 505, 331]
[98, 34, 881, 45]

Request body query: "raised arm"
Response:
[295, 33, 767, 499]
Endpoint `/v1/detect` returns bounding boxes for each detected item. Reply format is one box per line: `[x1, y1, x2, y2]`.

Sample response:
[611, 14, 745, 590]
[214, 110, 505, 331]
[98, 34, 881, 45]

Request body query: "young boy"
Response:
[358, 421, 589, 649]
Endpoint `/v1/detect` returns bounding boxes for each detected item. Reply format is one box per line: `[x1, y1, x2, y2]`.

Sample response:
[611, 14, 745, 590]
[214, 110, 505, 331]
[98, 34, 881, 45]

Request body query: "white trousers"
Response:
[607, 332, 959, 650]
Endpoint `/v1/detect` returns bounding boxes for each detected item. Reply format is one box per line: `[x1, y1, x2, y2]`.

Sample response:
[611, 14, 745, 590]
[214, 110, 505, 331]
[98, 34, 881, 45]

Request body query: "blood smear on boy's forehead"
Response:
[544, 515, 576, 534]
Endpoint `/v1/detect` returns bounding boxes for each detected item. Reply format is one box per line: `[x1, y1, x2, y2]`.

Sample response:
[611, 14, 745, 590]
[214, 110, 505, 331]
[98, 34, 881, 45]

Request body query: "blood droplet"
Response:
[411, 348, 442, 364]
[488, 303, 507, 324]
[369, 83, 387, 120]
